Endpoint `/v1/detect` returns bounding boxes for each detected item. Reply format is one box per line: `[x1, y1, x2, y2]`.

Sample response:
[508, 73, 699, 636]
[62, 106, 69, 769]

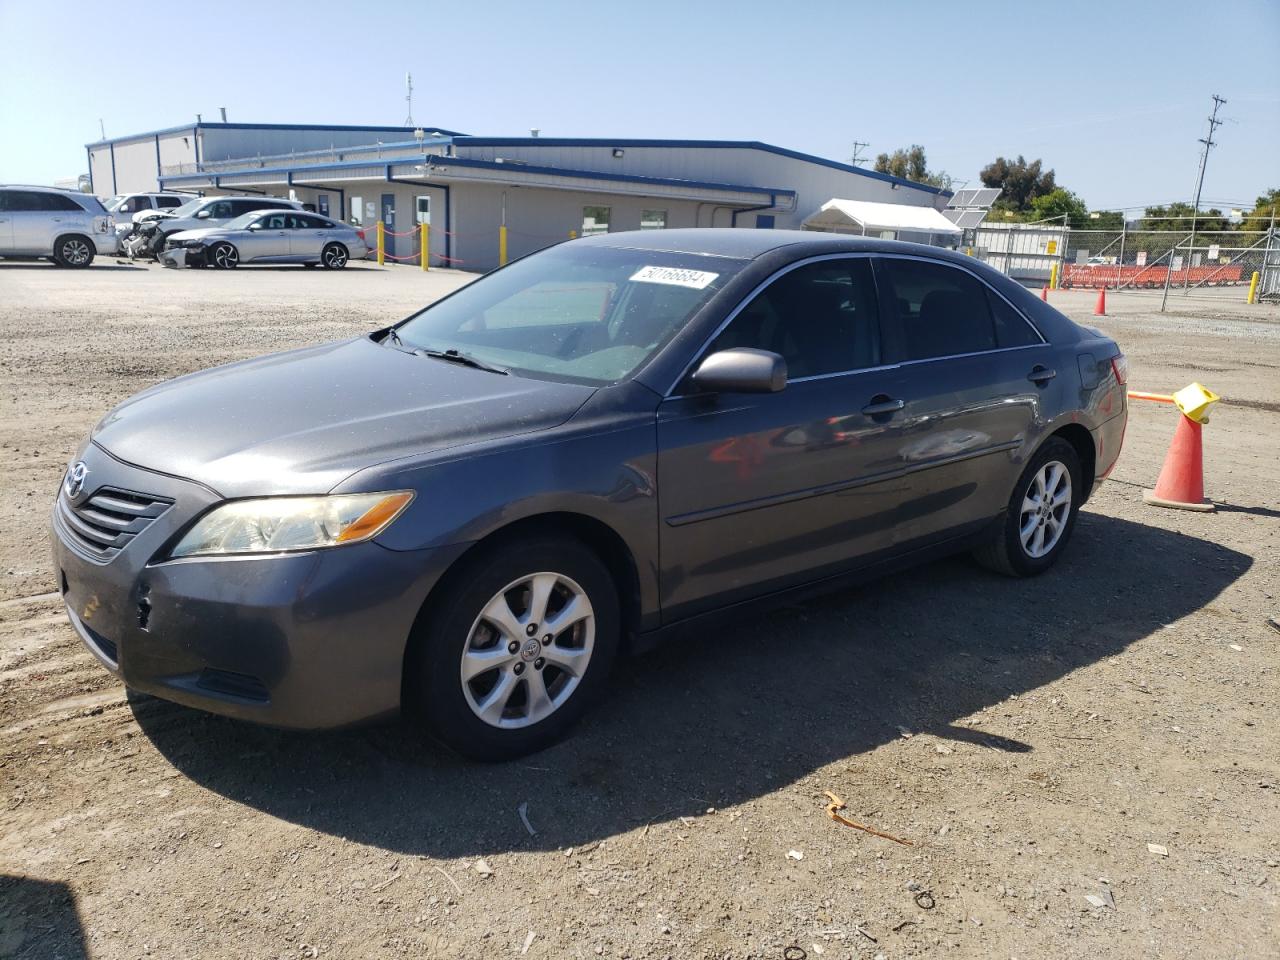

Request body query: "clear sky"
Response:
[1, 0, 1277, 211]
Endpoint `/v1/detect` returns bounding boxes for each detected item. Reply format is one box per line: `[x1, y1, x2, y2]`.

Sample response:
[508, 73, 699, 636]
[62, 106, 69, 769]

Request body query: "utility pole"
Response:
[1185, 94, 1227, 289]
[98, 118, 105, 139]
[850, 141, 870, 167]
[403, 72, 414, 127]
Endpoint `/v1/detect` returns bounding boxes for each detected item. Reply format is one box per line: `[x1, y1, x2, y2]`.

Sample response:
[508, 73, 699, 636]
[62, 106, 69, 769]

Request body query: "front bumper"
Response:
[159, 246, 195, 268]
[51, 443, 467, 729]
[93, 232, 120, 255]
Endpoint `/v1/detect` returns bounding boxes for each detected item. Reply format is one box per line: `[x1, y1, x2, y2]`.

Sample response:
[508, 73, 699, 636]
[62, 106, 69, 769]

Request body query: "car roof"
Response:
[579, 227, 975, 266]
[0, 184, 87, 194]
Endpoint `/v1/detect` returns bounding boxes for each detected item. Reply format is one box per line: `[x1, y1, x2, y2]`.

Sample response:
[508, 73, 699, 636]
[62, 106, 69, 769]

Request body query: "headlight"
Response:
[170, 491, 414, 558]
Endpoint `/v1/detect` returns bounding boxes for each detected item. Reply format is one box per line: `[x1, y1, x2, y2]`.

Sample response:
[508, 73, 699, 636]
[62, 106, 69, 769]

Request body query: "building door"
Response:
[317, 194, 330, 218]
[380, 193, 396, 258]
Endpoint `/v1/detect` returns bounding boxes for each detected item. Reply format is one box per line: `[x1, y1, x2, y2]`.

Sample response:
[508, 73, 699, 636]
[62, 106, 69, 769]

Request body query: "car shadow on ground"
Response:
[133, 512, 1250, 858]
[0, 875, 88, 958]
[0, 261, 145, 271]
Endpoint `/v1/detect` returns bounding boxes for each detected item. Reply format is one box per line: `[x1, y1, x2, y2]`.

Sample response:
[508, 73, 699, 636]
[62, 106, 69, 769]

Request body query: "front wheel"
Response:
[411, 537, 620, 759]
[209, 242, 239, 269]
[321, 242, 348, 269]
[973, 437, 1082, 577]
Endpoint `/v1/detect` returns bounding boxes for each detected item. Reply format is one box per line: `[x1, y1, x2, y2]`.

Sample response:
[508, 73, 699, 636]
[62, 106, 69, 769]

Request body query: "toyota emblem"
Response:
[64, 461, 89, 500]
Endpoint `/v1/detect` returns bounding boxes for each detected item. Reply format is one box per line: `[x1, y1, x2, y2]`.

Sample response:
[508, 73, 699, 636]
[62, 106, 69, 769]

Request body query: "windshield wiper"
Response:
[415, 347, 509, 375]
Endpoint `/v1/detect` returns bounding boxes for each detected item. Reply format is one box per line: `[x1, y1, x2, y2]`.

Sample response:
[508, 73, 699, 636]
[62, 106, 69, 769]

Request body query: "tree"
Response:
[1028, 188, 1088, 225]
[1244, 188, 1279, 231]
[980, 155, 1056, 213]
[873, 144, 952, 190]
[1142, 202, 1229, 233]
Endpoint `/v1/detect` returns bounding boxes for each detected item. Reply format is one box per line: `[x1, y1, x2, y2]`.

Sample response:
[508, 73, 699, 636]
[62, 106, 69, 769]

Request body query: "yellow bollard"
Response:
[499, 225, 508, 266]
[420, 222, 429, 272]
[569, 229, 577, 240]
[1049, 262, 1059, 290]
[376, 221, 385, 266]
[1247, 270, 1260, 304]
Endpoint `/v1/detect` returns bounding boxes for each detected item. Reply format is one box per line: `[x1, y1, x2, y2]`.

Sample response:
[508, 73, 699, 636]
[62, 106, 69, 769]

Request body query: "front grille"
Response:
[196, 669, 270, 702]
[58, 486, 172, 562]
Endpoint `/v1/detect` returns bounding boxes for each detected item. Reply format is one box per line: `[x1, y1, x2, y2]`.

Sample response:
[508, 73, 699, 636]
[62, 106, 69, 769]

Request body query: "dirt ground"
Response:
[1, 259, 1277, 960]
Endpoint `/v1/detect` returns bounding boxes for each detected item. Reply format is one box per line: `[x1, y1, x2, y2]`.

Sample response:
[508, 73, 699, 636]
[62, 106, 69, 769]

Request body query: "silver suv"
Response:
[138, 195, 304, 257]
[0, 185, 118, 267]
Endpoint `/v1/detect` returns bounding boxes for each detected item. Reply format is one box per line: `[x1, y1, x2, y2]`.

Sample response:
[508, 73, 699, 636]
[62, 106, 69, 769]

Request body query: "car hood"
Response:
[133, 209, 174, 224]
[92, 337, 596, 497]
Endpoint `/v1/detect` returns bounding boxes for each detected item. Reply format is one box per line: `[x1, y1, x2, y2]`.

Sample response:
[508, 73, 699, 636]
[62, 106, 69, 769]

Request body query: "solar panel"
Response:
[946, 187, 1001, 210]
[953, 210, 988, 229]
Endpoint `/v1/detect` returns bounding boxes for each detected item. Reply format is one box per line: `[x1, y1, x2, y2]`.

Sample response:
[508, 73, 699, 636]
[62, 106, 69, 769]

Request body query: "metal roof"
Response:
[802, 198, 962, 235]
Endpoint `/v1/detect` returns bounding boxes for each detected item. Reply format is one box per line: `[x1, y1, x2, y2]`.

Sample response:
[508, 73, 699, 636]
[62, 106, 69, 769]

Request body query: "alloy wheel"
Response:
[1019, 460, 1071, 558]
[212, 244, 238, 268]
[62, 238, 91, 266]
[323, 245, 347, 268]
[460, 572, 595, 729]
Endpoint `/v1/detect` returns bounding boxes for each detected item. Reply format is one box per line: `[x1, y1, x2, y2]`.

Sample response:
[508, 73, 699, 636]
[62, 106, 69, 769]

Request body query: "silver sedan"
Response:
[160, 210, 370, 269]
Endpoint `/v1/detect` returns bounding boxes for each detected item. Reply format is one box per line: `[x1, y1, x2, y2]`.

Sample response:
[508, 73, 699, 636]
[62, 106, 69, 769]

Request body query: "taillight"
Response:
[356, 228, 366, 241]
[1111, 354, 1129, 386]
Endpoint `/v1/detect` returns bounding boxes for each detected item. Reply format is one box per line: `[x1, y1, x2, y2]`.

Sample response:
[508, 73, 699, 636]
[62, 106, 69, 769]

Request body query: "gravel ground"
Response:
[1, 260, 1278, 960]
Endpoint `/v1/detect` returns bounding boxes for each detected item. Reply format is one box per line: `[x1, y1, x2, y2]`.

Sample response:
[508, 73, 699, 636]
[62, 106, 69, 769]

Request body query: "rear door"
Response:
[873, 254, 1052, 548]
[287, 213, 328, 261]
[655, 255, 909, 620]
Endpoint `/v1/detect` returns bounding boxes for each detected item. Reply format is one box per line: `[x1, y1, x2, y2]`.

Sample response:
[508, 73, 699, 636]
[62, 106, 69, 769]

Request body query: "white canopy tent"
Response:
[801, 198, 963, 239]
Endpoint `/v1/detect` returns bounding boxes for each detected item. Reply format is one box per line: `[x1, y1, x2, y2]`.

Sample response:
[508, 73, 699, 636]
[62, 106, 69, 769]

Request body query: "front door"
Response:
[872, 255, 1052, 549]
[0, 190, 14, 253]
[240, 211, 291, 262]
[381, 193, 396, 258]
[655, 256, 908, 621]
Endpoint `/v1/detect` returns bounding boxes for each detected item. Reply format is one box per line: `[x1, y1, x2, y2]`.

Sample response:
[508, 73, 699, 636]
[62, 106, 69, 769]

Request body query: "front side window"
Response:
[394, 245, 747, 385]
[706, 258, 882, 379]
[206, 200, 234, 219]
[581, 206, 611, 236]
[878, 258, 1001, 361]
[258, 213, 288, 230]
[640, 209, 667, 230]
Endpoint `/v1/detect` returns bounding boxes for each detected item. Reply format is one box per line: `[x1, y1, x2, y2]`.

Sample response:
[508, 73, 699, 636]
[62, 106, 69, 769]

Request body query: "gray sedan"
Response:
[160, 210, 369, 269]
[53, 229, 1127, 759]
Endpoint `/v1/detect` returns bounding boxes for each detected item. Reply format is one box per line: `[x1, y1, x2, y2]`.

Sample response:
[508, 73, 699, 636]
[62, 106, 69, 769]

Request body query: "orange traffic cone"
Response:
[1041, 285, 1049, 301]
[1142, 414, 1212, 511]
[1094, 287, 1106, 315]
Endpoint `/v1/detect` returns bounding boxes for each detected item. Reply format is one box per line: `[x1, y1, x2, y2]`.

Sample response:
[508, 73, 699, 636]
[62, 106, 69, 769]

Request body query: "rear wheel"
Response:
[53, 235, 94, 268]
[973, 437, 1082, 577]
[410, 537, 620, 760]
[209, 242, 239, 269]
[321, 242, 348, 269]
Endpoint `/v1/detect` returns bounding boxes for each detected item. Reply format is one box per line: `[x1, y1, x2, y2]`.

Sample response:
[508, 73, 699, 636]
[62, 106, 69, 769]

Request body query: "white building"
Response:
[86, 121, 953, 271]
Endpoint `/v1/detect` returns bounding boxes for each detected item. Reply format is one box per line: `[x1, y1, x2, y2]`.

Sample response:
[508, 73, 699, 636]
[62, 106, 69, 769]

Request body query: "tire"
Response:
[410, 536, 621, 760]
[973, 437, 1082, 578]
[209, 242, 239, 269]
[53, 235, 94, 268]
[321, 242, 348, 269]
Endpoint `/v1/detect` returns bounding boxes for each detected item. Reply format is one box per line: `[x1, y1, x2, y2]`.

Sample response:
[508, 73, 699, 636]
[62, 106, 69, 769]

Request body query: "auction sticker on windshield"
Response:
[629, 265, 720, 289]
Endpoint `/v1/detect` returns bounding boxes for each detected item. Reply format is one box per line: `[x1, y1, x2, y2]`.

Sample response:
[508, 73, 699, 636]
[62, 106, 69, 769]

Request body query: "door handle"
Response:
[861, 396, 905, 416]
[1027, 366, 1057, 384]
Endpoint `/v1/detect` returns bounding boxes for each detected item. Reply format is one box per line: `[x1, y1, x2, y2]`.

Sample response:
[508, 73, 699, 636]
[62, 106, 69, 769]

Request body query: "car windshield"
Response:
[394, 244, 747, 385]
[103, 196, 125, 212]
[222, 212, 264, 230]
[168, 198, 206, 217]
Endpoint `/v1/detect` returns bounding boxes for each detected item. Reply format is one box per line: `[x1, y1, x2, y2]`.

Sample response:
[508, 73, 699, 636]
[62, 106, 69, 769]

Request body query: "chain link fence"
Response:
[969, 220, 1277, 304]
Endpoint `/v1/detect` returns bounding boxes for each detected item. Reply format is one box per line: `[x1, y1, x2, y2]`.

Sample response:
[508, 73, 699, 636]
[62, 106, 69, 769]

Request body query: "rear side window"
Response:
[878, 258, 1000, 361]
[289, 214, 328, 229]
[2, 191, 86, 212]
[156, 195, 184, 208]
[707, 257, 882, 378]
[988, 290, 1042, 347]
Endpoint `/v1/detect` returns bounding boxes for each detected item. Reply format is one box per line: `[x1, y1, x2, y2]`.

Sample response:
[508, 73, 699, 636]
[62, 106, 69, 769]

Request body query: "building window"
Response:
[350, 195, 364, 225]
[755, 214, 775, 229]
[416, 195, 431, 225]
[640, 209, 667, 230]
[581, 206, 611, 236]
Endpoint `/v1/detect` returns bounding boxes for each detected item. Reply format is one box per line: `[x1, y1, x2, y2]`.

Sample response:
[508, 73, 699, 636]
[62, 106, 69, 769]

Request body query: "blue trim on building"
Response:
[86, 121, 467, 149]
[109, 143, 117, 194]
[160, 154, 791, 202]
[85, 146, 93, 192]
[454, 137, 952, 197]
[154, 135, 161, 180]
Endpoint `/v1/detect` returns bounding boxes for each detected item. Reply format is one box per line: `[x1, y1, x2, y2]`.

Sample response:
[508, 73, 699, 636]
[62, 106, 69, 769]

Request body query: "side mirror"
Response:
[247, 223, 262, 231]
[195, 209, 211, 219]
[690, 348, 786, 394]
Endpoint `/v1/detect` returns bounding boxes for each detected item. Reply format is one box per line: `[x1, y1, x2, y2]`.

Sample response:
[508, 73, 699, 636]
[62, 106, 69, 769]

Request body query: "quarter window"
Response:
[156, 196, 184, 208]
[581, 206, 611, 236]
[988, 289, 1041, 347]
[878, 258, 1001, 361]
[706, 258, 882, 379]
